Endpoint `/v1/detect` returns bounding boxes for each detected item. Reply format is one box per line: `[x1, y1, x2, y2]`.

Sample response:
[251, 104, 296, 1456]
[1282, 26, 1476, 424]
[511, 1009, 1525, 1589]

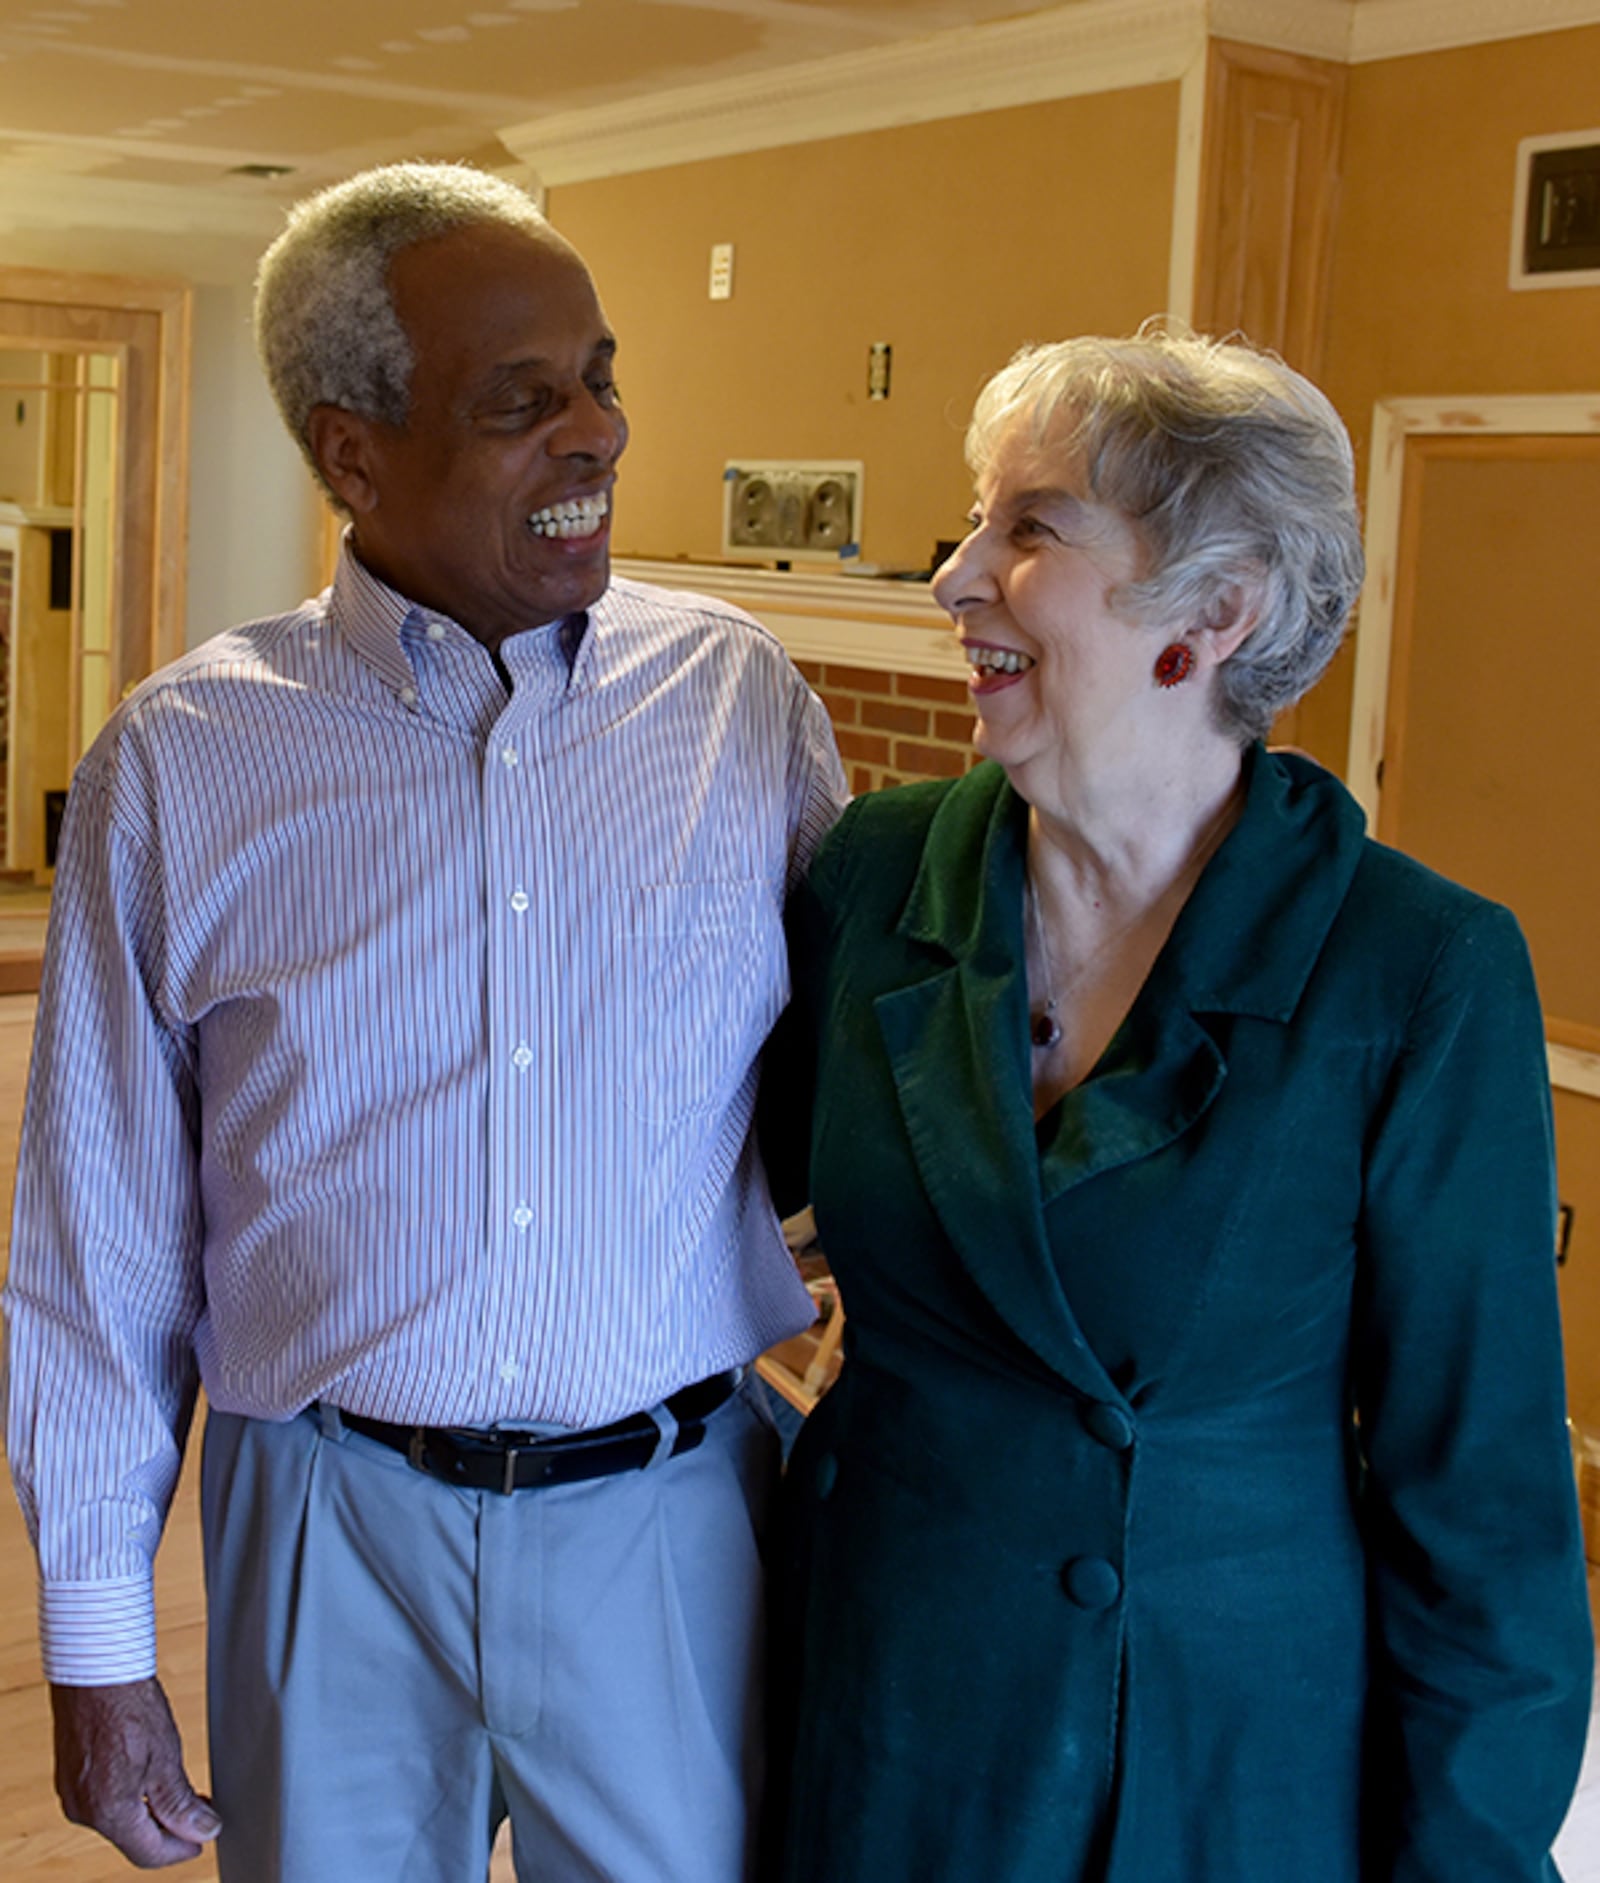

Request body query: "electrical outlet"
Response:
[709, 243, 734, 300]
[722, 460, 863, 562]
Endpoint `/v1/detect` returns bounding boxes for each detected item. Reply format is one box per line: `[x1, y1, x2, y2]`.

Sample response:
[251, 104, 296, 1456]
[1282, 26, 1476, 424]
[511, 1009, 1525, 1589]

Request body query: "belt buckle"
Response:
[407, 1429, 429, 1474]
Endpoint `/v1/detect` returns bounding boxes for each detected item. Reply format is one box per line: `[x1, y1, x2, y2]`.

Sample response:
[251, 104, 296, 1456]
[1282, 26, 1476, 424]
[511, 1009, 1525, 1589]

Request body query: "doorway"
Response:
[0, 267, 191, 988]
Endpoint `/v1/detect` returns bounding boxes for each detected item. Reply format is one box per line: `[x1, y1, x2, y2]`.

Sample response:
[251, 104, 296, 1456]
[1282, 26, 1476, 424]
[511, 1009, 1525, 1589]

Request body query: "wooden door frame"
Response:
[1346, 391, 1600, 1099]
[0, 265, 192, 687]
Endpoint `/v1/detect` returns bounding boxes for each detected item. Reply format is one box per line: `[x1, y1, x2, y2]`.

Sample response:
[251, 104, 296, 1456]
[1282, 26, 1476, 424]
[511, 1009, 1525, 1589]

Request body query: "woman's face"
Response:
[932, 423, 1166, 778]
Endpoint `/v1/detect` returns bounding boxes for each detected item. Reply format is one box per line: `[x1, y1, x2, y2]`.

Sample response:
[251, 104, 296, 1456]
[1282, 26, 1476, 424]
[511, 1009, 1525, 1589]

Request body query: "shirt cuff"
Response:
[39, 1577, 157, 1685]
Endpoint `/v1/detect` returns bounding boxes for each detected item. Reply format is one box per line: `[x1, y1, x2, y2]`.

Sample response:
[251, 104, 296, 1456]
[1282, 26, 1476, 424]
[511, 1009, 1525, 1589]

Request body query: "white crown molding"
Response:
[508, 0, 1600, 189]
[0, 170, 285, 243]
[1209, 0, 1354, 60]
[1349, 0, 1600, 62]
[505, 0, 1210, 187]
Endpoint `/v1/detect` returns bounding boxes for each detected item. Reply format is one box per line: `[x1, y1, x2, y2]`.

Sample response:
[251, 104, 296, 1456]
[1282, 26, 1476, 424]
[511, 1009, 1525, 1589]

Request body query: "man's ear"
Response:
[306, 405, 384, 516]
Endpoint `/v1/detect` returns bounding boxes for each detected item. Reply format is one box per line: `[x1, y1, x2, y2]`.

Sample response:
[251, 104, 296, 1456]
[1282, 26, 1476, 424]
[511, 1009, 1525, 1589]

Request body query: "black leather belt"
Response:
[329, 1370, 740, 1494]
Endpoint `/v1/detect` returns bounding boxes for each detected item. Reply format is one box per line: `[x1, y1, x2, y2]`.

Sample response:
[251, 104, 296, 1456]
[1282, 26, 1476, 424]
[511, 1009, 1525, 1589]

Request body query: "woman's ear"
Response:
[1195, 572, 1264, 665]
[306, 405, 383, 517]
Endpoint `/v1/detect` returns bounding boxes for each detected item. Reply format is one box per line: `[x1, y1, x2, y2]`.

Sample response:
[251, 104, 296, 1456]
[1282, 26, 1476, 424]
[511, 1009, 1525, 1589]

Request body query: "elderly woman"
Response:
[767, 329, 1592, 1883]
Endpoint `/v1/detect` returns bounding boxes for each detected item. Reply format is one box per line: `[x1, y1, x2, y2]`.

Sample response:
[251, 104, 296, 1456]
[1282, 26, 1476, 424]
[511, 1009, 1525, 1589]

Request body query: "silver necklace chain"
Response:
[1026, 875, 1064, 1051]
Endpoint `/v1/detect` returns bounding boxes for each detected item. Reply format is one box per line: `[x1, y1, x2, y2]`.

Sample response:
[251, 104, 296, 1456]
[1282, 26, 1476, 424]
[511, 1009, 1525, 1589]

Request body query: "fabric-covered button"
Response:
[1082, 1401, 1135, 1451]
[1061, 1556, 1121, 1610]
[813, 1453, 838, 1500]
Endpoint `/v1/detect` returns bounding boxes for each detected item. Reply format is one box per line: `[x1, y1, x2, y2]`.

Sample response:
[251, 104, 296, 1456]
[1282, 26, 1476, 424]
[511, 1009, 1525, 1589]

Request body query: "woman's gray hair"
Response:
[254, 161, 553, 505]
[965, 324, 1364, 743]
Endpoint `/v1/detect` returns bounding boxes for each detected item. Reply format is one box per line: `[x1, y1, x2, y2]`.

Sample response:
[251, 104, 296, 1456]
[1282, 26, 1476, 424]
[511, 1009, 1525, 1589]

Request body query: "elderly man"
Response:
[3, 163, 845, 1881]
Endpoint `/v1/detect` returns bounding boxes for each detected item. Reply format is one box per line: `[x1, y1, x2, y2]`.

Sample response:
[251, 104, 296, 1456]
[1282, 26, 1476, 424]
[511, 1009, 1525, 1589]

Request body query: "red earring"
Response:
[1153, 642, 1194, 688]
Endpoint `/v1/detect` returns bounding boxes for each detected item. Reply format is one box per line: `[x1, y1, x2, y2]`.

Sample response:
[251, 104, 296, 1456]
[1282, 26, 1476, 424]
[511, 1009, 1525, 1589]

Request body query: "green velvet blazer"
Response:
[766, 747, 1592, 1883]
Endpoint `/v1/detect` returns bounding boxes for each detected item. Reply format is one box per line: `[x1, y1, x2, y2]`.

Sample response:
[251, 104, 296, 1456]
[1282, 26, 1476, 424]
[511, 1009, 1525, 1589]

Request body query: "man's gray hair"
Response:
[965, 324, 1364, 744]
[254, 161, 553, 504]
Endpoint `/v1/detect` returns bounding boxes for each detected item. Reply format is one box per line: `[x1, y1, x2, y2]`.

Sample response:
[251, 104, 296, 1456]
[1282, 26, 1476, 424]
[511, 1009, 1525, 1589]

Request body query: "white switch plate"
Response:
[709, 242, 734, 300]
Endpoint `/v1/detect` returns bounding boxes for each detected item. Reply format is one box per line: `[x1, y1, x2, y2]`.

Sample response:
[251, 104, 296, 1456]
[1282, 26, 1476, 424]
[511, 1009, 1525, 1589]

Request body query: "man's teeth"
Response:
[967, 645, 1034, 675]
[527, 495, 608, 538]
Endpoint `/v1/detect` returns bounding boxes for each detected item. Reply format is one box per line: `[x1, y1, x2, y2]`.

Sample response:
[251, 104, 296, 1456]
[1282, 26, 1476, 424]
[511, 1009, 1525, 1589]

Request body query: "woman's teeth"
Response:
[527, 495, 608, 538]
[967, 645, 1034, 675]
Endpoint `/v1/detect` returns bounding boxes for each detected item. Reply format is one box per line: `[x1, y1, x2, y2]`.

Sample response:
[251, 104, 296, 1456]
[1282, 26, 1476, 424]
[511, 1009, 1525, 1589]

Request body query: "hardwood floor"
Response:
[0, 989, 1595, 1879]
[0, 996, 513, 1879]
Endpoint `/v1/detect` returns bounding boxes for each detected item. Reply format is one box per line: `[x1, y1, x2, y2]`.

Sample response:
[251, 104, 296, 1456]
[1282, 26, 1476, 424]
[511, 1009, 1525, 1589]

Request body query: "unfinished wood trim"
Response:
[1349, 401, 1600, 824]
[1192, 38, 1346, 375]
[1371, 434, 1430, 845]
[1548, 1018, 1600, 1056]
[0, 264, 191, 691]
[1551, 1042, 1600, 1102]
[1347, 396, 1600, 1101]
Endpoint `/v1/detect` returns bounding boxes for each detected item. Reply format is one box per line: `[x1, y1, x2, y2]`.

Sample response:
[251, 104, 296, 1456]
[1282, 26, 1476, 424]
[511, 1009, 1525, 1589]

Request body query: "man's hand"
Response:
[51, 1677, 222, 1867]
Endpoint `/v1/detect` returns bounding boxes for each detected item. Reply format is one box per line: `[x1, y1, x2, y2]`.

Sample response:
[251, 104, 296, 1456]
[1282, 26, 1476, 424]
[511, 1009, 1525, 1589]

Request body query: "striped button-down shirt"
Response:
[3, 545, 846, 1683]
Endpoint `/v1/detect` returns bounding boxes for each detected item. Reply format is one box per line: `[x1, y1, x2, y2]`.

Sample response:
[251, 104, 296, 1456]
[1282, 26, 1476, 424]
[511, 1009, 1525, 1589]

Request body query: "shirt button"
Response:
[1082, 1402, 1135, 1452]
[426, 621, 448, 642]
[500, 745, 519, 768]
[512, 1043, 533, 1070]
[509, 889, 530, 913]
[397, 684, 418, 708]
[512, 1204, 534, 1231]
[498, 1359, 519, 1382]
[1061, 1556, 1122, 1611]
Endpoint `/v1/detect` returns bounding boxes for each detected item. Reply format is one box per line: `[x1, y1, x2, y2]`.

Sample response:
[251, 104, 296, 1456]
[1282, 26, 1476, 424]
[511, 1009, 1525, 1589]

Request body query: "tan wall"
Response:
[1304, 23, 1600, 771]
[557, 43, 1600, 1413]
[1309, 25, 1600, 1423]
[549, 83, 1180, 574]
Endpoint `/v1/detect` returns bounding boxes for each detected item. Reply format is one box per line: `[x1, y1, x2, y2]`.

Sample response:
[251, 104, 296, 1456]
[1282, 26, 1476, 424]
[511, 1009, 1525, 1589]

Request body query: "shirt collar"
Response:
[329, 531, 592, 691]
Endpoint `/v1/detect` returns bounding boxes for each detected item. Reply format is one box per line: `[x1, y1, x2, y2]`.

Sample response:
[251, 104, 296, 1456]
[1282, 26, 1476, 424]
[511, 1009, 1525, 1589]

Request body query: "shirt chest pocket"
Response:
[612, 880, 787, 1125]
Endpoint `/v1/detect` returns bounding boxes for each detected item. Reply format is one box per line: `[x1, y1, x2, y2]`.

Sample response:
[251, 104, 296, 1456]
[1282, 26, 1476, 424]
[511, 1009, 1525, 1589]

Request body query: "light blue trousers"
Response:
[199, 1381, 779, 1883]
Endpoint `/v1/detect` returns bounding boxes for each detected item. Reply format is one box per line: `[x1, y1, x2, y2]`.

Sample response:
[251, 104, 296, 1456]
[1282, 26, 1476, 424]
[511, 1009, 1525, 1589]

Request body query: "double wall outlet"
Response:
[722, 460, 863, 562]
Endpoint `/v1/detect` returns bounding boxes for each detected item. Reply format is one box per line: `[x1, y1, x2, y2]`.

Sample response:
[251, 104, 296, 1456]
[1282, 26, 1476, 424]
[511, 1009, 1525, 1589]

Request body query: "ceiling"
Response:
[0, 0, 1117, 207]
[0, 0, 1562, 231]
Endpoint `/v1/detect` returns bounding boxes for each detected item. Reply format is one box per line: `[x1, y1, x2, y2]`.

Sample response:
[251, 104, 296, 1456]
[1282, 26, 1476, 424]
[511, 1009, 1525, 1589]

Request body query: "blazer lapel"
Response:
[864, 748, 1368, 1399]
[873, 770, 1121, 1399]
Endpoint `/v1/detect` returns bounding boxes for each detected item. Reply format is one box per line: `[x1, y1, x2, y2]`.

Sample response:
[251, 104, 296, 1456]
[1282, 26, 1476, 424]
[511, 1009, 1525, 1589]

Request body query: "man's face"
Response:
[333, 220, 629, 647]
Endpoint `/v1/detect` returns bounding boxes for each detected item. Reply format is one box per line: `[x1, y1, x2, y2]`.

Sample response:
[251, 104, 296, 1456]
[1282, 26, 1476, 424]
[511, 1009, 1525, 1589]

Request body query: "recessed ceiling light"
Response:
[332, 55, 381, 71]
[417, 25, 471, 42]
[380, 39, 416, 53]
